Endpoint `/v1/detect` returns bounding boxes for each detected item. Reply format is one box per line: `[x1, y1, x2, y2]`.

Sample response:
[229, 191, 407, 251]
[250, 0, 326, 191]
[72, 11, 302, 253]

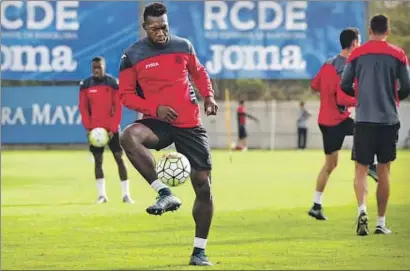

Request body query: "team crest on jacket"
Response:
[175, 55, 182, 64]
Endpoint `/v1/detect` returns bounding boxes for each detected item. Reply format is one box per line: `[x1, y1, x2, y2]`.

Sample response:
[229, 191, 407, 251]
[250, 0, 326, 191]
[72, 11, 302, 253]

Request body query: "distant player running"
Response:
[308, 28, 378, 220]
[235, 100, 259, 151]
[79, 57, 134, 204]
[341, 14, 410, 235]
[118, 3, 217, 266]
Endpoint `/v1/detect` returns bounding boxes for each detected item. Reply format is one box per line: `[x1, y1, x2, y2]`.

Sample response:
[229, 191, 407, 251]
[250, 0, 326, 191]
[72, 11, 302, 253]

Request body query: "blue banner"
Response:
[167, 0, 366, 79]
[1, 1, 366, 81]
[1, 86, 139, 144]
[1, 1, 139, 81]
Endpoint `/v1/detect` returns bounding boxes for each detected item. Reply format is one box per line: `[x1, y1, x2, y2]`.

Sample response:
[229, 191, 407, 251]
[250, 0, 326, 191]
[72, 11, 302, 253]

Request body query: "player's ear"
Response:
[142, 22, 147, 31]
[352, 40, 358, 48]
[368, 27, 373, 36]
[386, 28, 390, 36]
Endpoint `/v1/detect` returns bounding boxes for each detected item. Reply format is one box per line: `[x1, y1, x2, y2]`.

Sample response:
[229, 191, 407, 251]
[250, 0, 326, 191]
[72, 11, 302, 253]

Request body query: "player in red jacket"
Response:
[308, 28, 377, 221]
[79, 57, 134, 204]
[235, 100, 259, 151]
[118, 3, 217, 266]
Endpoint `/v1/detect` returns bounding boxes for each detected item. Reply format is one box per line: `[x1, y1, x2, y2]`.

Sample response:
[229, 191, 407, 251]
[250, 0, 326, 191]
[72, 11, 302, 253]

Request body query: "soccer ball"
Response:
[88, 127, 109, 147]
[156, 152, 191, 187]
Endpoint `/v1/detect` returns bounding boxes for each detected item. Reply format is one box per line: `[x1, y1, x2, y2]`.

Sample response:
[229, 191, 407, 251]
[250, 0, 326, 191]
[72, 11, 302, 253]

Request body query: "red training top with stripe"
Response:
[118, 36, 214, 128]
[311, 54, 355, 126]
[78, 75, 121, 133]
[237, 105, 246, 125]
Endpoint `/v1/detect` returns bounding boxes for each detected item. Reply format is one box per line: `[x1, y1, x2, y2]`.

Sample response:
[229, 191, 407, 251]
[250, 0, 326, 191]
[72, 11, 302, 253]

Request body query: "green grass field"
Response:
[2, 149, 410, 270]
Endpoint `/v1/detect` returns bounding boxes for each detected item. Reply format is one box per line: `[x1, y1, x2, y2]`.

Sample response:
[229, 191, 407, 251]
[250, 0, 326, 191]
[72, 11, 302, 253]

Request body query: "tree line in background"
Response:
[3, 1, 409, 102]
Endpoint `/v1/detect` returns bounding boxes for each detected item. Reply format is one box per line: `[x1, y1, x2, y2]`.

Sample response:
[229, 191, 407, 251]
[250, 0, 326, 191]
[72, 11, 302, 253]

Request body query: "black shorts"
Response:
[238, 125, 247, 139]
[319, 118, 354, 155]
[135, 118, 212, 171]
[352, 122, 400, 165]
[89, 132, 123, 154]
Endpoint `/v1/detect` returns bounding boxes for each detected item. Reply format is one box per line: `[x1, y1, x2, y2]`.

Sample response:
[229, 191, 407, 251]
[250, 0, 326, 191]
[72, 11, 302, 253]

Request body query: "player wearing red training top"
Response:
[308, 28, 377, 221]
[79, 57, 134, 204]
[235, 100, 259, 151]
[118, 3, 217, 266]
[341, 15, 410, 236]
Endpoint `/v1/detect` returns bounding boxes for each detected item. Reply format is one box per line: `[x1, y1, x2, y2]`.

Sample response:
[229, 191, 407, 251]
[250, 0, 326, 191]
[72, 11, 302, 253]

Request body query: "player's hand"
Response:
[108, 131, 114, 138]
[157, 105, 178, 123]
[204, 96, 218, 116]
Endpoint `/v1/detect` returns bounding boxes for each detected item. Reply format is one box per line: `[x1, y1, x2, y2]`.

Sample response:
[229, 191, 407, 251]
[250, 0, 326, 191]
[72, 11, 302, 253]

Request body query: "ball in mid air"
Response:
[156, 152, 191, 187]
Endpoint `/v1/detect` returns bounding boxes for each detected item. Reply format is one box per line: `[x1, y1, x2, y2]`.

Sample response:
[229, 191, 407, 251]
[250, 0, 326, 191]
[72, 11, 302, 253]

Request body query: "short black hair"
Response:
[239, 100, 245, 105]
[370, 14, 389, 35]
[339, 28, 360, 49]
[92, 56, 105, 63]
[143, 2, 167, 22]
[300, 101, 305, 107]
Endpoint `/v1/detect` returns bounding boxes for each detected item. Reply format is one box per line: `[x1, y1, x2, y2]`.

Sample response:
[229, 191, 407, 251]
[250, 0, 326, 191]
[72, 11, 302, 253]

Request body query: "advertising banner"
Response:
[1, 86, 138, 144]
[1, 1, 139, 81]
[167, 0, 366, 79]
[1, 1, 366, 80]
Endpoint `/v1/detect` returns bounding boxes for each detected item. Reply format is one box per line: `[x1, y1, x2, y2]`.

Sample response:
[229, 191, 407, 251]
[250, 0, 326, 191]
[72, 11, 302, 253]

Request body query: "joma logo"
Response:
[145, 62, 159, 69]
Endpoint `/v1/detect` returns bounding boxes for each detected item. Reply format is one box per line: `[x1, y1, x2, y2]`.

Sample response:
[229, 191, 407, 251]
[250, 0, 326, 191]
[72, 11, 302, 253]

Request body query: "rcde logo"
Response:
[202, 1, 308, 75]
[0, 1, 79, 73]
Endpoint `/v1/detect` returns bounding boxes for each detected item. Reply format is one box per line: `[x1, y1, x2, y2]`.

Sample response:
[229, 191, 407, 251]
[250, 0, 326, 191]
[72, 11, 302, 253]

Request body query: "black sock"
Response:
[192, 247, 204, 256]
[158, 187, 171, 196]
[313, 203, 322, 210]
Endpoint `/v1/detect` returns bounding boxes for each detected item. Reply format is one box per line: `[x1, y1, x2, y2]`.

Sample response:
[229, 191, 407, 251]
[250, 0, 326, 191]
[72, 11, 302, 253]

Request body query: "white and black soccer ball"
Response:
[156, 152, 191, 187]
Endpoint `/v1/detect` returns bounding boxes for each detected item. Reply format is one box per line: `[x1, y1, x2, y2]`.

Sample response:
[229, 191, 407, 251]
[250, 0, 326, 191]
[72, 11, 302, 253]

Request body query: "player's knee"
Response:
[328, 161, 338, 172]
[113, 152, 124, 164]
[192, 171, 212, 200]
[120, 123, 147, 147]
[93, 154, 103, 167]
[195, 182, 212, 201]
[353, 179, 368, 192]
[325, 157, 338, 172]
[120, 128, 132, 148]
[120, 126, 141, 149]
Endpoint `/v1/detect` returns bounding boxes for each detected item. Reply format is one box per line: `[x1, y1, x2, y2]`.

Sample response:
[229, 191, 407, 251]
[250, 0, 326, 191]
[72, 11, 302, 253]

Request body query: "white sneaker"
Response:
[122, 195, 135, 204]
[374, 225, 392, 234]
[96, 196, 108, 204]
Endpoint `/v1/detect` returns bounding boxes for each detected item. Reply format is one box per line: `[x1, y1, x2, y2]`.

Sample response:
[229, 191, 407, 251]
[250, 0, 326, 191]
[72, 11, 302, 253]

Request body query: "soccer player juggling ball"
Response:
[79, 57, 134, 204]
[118, 3, 217, 266]
[341, 14, 410, 236]
[308, 28, 378, 221]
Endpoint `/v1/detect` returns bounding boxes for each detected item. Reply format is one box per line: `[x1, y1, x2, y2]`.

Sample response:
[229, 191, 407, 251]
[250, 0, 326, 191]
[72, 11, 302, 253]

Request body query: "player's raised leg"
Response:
[90, 147, 108, 203]
[120, 120, 181, 215]
[109, 132, 134, 203]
